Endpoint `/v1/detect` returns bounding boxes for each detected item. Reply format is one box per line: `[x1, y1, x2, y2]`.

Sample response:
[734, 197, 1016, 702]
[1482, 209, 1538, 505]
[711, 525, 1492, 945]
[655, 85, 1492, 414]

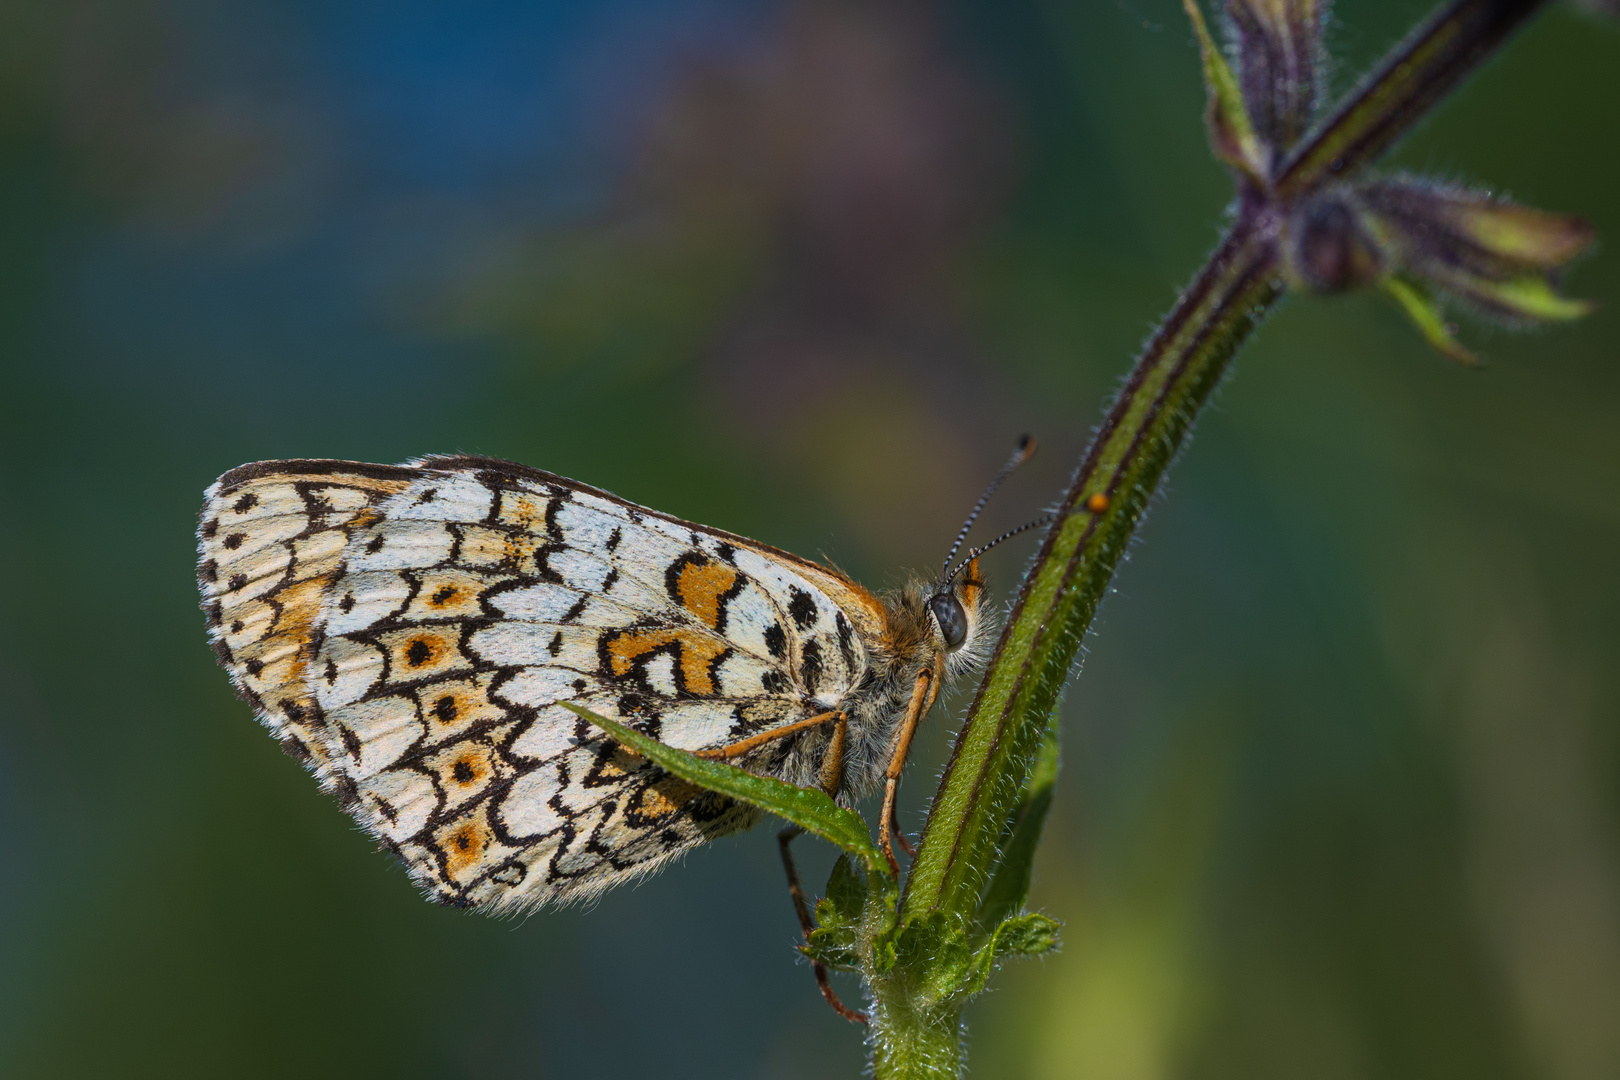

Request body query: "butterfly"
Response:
[196, 448, 1042, 922]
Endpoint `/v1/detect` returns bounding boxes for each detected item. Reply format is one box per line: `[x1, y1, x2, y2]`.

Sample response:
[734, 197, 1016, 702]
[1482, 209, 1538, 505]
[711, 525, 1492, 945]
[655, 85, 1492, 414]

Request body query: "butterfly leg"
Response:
[690, 709, 868, 1022]
[692, 709, 844, 761]
[777, 711, 863, 1023]
[878, 666, 940, 874]
[779, 825, 868, 1025]
[890, 817, 917, 859]
[818, 708, 850, 795]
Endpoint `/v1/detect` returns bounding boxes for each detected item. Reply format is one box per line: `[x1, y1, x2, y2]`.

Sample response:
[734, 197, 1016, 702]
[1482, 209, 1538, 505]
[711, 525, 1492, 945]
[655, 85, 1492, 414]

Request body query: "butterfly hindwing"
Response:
[198, 457, 871, 912]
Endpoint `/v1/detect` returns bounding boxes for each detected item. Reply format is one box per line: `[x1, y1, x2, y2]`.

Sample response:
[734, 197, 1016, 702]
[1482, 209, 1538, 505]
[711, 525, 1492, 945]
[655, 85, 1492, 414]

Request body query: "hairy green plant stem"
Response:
[1276, 0, 1551, 198]
[907, 221, 1283, 919]
[870, 995, 962, 1077]
[873, 0, 1552, 1072]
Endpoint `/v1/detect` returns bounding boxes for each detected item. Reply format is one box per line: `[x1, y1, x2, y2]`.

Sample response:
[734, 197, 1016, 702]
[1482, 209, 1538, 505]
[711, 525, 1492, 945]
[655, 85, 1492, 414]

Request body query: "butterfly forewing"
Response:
[198, 457, 871, 912]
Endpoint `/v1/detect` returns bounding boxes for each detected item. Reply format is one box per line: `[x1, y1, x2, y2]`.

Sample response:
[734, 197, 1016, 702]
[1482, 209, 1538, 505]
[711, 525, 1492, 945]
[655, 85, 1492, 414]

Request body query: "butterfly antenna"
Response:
[939, 435, 1038, 583]
[950, 513, 1057, 579]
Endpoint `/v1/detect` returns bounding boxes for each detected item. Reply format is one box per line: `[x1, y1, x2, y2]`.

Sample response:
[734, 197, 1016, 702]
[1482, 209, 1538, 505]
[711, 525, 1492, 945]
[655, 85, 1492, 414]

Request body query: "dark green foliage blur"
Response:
[1, 0, 1616, 1076]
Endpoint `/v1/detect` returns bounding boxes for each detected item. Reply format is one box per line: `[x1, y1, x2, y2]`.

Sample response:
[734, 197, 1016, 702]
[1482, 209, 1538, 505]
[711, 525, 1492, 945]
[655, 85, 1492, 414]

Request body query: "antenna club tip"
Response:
[1014, 434, 1038, 463]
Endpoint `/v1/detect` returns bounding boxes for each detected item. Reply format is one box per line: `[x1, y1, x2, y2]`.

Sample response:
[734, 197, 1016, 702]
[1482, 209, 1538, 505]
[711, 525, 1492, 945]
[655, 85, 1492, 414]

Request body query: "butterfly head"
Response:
[924, 436, 1054, 664]
[927, 556, 985, 655]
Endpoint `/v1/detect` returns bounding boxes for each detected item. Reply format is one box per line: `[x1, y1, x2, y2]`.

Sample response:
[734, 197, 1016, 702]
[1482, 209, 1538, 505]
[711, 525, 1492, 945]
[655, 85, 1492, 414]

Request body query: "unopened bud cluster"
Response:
[1184, 0, 1594, 361]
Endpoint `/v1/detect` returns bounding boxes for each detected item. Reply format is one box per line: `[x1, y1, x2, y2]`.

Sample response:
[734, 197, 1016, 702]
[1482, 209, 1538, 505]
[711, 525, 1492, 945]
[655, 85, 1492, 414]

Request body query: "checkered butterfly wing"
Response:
[197, 456, 868, 912]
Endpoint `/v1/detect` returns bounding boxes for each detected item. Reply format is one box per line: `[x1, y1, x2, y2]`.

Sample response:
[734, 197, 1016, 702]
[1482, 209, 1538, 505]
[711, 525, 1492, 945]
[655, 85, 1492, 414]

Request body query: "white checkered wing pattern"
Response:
[197, 456, 870, 912]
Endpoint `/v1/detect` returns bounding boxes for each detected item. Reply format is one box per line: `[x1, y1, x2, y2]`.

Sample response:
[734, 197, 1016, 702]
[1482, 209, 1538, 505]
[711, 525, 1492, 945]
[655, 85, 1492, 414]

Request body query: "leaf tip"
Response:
[1379, 274, 1480, 364]
[1183, 0, 1269, 182]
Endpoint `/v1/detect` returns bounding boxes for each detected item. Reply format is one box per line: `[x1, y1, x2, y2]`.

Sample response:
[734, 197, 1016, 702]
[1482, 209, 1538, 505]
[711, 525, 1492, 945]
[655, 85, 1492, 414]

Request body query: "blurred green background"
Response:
[1, 0, 1616, 1076]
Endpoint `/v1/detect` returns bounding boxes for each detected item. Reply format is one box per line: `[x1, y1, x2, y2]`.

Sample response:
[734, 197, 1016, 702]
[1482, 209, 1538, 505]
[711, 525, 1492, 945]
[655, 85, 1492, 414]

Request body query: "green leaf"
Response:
[826, 853, 869, 923]
[805, 910, 863, 971]
[1183, 0, 1269, 183]
[989, 912, 1062, 960]
[560, 702, 890, 875]
[974, 722, 1060, 935]
[1379, 274, 1478, 365]
[888, 909, 1063, 1006]
[806, 855, 870, 970]
[958, 913, 1063, 999]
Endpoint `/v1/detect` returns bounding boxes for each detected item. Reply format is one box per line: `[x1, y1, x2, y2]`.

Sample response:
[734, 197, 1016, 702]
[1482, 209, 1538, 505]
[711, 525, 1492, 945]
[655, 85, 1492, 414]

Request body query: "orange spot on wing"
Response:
[416, 676, 502, 735]
[675, 560, 738, 629]
[630, 775, 700, 821]
[406, 570, 488, 619]
[605, 628, 729, 695]
[443, 749, 490, 790]
[272, 572, 332, 657]
[439, 818, 492, 880]
[230, 571, 334, 736]
[402, 634, 446, 668]
[606, 628, 675, 676]
[597, 748, 638, 779]
[497, 493, 548, 529]
[680, 642, 726, 694]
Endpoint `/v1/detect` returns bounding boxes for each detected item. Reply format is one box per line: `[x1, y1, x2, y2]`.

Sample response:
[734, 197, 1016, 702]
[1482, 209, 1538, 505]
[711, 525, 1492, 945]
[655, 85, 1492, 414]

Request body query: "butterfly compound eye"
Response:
[928, 593, 968, 651]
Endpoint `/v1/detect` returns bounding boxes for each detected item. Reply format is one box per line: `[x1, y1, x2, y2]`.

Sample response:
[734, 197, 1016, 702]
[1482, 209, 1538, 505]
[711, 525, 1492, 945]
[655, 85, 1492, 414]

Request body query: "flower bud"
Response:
[1358, 178, 1594, 324]
[1284, 192, 1383, 293]
[1226, 0, 1326, 149]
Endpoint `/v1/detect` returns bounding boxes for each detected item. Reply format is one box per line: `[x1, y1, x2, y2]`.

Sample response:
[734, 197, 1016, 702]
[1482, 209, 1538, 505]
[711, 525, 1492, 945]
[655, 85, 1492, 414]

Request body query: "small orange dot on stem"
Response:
[1085, 493, 1109, 513]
